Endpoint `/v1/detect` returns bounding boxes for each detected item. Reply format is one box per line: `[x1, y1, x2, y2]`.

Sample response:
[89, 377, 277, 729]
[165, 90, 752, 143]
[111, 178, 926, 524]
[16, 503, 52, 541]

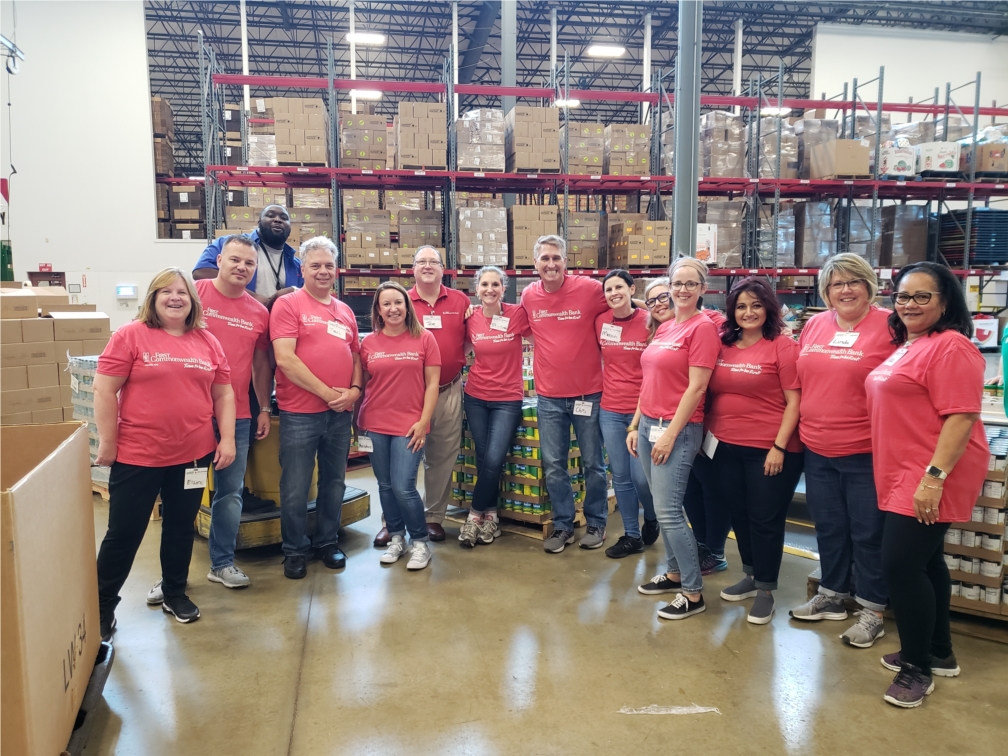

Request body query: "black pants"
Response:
[682, 451, 732, 557]
[96, 453, 214, 614]
[712, 441, 804, 590]
[882, 513, 953, 675]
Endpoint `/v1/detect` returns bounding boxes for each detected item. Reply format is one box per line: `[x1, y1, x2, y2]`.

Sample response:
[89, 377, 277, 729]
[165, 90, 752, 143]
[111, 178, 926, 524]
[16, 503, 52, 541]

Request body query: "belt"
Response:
[439, 372, 462, 393]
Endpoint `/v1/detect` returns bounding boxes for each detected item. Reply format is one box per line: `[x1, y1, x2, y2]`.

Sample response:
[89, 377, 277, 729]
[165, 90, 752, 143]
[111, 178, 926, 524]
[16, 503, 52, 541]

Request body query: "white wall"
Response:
[0, 0, 206, 329]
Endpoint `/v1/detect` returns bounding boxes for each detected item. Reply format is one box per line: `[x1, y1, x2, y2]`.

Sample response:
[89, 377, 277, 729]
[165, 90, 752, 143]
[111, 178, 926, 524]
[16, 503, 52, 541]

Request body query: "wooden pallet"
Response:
[825, 174, 873, 180]
[975, 174, 1008, 183]
[278, 161, 329, 168]
[458, 166, 505, 173]
[509, 167, 562, 174]
[916, 171, 965, 181]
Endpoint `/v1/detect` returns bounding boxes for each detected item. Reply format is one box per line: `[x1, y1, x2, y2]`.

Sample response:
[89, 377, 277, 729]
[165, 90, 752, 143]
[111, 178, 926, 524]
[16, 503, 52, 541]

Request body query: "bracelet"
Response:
[259, 407, 271, 413]
[350, 384, 362, 391]
[626, 425, 638, 432]
[919, 478, 943, 491]
[772, 443, 786, 453]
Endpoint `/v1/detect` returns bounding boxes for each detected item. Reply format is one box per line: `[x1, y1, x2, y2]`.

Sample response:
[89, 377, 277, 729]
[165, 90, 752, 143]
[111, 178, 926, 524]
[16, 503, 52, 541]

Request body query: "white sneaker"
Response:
[208, 564, 251, 589]
[380, 535, 408, 564]
[406, 541, 432, 571]
[146, 579, 164, 605]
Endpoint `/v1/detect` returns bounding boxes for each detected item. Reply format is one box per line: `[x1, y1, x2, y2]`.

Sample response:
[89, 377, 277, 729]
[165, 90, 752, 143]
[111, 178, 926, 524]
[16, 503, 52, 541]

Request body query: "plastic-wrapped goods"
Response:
[505, 106, 561, 172]
[839, 203, 883, 262]
[660, 112, 674, 174]
[880, 205, 928, 268]
[794, 201, 836, 267]
[457, 207, 509, 268]
[795, 119, 839, 179]
[700, 111, 746, 178]
[934, 113, 971, 142]
[887, 121, 936, 147]
[752, 118, 799, 178]
[759, 202, 796, 267]
[698, 199, 746, 267]
[455, 108, 506, 172]
[248, 135, 277, 167]
[842, 112, 892, 143]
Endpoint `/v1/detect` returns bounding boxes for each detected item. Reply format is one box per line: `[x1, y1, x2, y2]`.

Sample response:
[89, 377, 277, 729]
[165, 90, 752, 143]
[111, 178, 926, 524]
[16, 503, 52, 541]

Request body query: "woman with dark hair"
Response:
[705, 277, 803, 624]
[866, 262, 987, 708]
[595, 269, 658, 558]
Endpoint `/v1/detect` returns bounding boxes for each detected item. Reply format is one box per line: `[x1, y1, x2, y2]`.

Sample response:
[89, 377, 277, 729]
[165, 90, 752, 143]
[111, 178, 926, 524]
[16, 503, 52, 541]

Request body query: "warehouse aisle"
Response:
[83, 469, 1008, 756]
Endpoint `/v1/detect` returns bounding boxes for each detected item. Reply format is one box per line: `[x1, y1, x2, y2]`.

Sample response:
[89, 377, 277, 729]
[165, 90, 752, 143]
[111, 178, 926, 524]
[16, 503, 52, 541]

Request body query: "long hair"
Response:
[603, 269, 636, 309]
[722, 277, 785, 345]
[888, 262, 973, 345]
[137, 267, 204, 331]
[371, 281, 423, 338]
[643, 277, 670, 343]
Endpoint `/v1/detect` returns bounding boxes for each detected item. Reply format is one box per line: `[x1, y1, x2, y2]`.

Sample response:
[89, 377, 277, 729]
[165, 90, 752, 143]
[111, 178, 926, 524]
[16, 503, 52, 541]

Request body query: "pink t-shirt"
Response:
[195, 279, 270, 420]
[269, 288, 360, 414]
[409, 285, 470, 384]
[797, 306, 893, 457]
[97, 321, 230, 466]
[639, 314, 720, 421]
[595, 307, 650, 414]
[520, 275, 609, 398]
[359, 329, 441, 436]
[707, 336, 802, 451]
[866, 330, 988, 522]
[704, 308, 727, 332]
[465, 303, 530, 402]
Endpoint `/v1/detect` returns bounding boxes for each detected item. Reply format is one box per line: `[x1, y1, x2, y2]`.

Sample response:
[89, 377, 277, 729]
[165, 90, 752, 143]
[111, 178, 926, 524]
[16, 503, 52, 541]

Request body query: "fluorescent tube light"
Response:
[586, 44, 626, 58]
[346, 32, 386, 45]
[350, 90, 383, 100]
[555, 98, 581, 108]
[760, 106, 792, 117]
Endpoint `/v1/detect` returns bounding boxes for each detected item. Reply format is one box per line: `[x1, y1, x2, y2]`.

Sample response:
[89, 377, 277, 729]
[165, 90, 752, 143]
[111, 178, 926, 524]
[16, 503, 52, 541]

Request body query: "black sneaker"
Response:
[605, 535, 644, 559]
[284, 555, 307, 579]
[881, 651, 961, 678]
[641, 518, 660, 546]
[637, 573, 682, 595]
[100, 612, 116, 642]
[657, 592, 707, 620]
[162, 595, 201, 624]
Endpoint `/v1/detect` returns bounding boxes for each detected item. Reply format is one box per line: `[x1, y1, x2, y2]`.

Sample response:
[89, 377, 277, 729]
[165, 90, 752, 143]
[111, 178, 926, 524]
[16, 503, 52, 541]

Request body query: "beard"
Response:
[259, 223, 289, 247]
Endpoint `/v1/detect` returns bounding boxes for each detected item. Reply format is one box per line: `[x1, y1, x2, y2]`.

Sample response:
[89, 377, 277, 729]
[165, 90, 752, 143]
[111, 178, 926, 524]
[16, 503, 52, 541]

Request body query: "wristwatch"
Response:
[925, 465, 948, 480]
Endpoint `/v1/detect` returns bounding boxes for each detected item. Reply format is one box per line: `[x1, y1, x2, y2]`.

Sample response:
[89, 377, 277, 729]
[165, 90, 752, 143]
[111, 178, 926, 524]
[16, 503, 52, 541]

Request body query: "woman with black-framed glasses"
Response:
[866, 262, 987, 708]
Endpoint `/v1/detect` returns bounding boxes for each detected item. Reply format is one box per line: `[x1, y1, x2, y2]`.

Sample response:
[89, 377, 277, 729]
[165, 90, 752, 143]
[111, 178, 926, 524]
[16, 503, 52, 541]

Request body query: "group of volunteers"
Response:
[93, 203, 988, 710]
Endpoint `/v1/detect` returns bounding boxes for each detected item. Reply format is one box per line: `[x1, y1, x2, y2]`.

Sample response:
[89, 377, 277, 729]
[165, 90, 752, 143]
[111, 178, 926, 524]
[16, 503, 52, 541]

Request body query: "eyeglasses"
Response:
[671, 281, 702, 291]
[645, 292, 671, 308]
[414, 259, 443, 268]
[829, 278, 867, 292]
[892, 291, 936, 306]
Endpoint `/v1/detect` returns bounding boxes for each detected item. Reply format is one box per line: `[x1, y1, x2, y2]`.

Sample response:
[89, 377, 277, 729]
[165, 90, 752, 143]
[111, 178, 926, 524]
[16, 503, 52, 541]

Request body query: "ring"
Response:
[925, 508, 933, 512]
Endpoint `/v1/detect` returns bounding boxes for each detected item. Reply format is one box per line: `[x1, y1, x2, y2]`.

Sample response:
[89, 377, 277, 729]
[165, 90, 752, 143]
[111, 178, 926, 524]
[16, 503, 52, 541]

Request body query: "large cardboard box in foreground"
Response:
[2, 422, 99, 756]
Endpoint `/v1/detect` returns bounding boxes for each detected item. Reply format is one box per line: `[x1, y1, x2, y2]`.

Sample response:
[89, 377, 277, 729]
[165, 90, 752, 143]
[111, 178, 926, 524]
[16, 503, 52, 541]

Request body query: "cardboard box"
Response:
[971, 143, 1008, 174]
[0, 411, 31, 425]
[1, 366, 28, 390]
[1, 342, 57, 368]
[0, 291, 38, 320]
[0, 386, 62, 413]
[879, 146, 916, 177]
[47, 312, 111, 341]
[810, 140, 869, 179]
[54, 341, 83, 359]
[1, 319, 22, 343]
[915, 142, 961, 173]
[1, 422, 99, 756]
[58, 363, 71, 386]
[20, 318, 54, 343]
[30, 408, 64, 424]
[26, 363, 58, 389]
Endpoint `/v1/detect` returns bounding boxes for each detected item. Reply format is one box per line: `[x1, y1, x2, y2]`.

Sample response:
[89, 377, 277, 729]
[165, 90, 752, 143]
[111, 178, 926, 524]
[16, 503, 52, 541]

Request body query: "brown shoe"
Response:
[373, 527, 391, 548]
[426, 522, 446, 542]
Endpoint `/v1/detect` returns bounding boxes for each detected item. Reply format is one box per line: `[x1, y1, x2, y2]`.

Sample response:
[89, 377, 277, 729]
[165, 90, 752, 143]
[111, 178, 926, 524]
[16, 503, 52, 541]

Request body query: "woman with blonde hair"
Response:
[95, 268, 236, 639]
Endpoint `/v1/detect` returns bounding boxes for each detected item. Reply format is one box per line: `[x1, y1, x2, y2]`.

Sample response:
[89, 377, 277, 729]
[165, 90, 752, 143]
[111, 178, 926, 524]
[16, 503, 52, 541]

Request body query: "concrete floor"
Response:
[83, 467, 1008, 756]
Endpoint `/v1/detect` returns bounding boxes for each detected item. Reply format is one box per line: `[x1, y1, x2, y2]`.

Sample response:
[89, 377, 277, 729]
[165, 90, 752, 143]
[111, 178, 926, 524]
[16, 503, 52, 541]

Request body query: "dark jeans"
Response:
[279, 409, 352, 557]
[882, 513, 953, 675]
[463, 393, 524, 512]
[96, 453, 214, 614]
[712, 441, 804, 590]
[804, 449, 888, 611]
[682, 451, 732, 558]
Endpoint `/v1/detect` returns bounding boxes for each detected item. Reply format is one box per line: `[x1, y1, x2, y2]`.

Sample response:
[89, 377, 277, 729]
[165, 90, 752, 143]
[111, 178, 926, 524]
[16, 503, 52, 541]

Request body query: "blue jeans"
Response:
[208, 417, 252, 570]
[463, 393, 524, 512]
[599, 408, 655, 539]
[278, 409, 352, 557]
[804, 449, 887, 611]
[637, 416, 704, 593]
[368, 431, 428, 542]
[537, 393, 609, 533]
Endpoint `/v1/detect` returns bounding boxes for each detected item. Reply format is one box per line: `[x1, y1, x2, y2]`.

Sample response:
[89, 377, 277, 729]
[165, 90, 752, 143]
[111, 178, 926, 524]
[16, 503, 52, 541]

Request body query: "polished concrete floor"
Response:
[84, 467, 1008, 756]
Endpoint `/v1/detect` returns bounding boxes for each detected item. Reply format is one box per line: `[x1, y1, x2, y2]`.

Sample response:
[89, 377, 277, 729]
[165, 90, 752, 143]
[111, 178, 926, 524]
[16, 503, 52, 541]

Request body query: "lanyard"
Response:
[257, 242, 283, 289]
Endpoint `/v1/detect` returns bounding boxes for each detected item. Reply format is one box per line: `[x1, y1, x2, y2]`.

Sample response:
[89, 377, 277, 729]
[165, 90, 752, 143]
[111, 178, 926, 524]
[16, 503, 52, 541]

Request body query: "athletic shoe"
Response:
[162, 595, 201, 624]
[477, 516, 501, 544]
[579, 525, 606, 550]
[789, 593, 848, 621]
[641, 518, 660, 546]
[637, 573, 683, 595]
[605, 534, 644, 559]
[459, 516, 481, 548]
[100, 612, 116, 642]
[881, 651, 960, 678]
[380, 535, 408, 564]
[747, 591, 775, 625]
[544, 528, 574, 553]
[657, 593, 706, 620]
[406, 541, 432, 571]
[841, 610, 885, 648]
[883, 665, 934, 708]
[147, 579, 165, 605]
[207, 565, 251, 589]
[700, 552, 729, 576]
[720, 574, 758, 602]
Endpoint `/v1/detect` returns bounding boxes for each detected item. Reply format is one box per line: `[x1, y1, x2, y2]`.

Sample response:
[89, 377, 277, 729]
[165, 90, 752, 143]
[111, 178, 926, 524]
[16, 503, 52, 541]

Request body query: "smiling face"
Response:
[154, 276, 192, 327]
[735, 290, 767, 334]
[217, 241, 257, 289]
[896, 271, 944, 338]
[413, 248, 444, 287]
[534, 243, 566, 286]
[258, 205, 291, 246]
[646, 284, 673, 323]
[477, 271, 504, 307]
[378, 288, 407, 329]
[670, 266, 706, 313]
[604, 277, 635, 312]
[827, 271, 871, 322]
[301, 248, 336, 295]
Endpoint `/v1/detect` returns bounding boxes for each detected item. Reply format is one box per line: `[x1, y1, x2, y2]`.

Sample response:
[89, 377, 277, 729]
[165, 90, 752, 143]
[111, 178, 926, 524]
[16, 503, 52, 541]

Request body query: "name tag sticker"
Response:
[828, 331, 860, 348]
[600, 323, 623, 342]
[702, 431, 719, 459]
[883, 345, 910, 367]
[327, 320, 347, 339]
[649, 423, 664, 443]
[357, 435, 374, 453]
[184, 467, 209, 490]
[423, 315, 443, 329]
[490, 315, 509, 332]
[573, 400, 592, 417]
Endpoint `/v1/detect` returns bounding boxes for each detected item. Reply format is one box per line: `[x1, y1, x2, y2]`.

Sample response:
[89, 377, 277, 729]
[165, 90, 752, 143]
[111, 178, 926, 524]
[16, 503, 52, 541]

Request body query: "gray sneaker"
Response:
[458, 517, 481, 548]
[544, 528, 574, 553]
[789, 592, 848, 621]
[881, 651, 960, 678]
[720, 574, 758, 602]
[841, 610, 885, 648]
[747, 591, 775, 625]
[146, 579, 164, 606]
[477, 516, 501, 544]
[579, 525, 606, 550]
[406, 540, 432, 571]
[380, 535, 408, 564]
[208, 564, 251, 589]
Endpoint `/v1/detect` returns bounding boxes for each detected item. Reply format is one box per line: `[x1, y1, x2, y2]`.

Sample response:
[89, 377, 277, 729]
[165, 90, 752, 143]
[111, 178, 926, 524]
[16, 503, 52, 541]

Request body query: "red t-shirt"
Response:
[639, 314, 720, 421]
[595, 307, 650, 414]
[97, 321, 231, 466]
[359, 329, 441, 436]
[866, 330, 988, 522]
[796, 306, 893, 457]
[465, 303, 531, 402]
[520, 275, 609, 398]
[409, 285, 470, 384]
[707, 336, 802, 451]
[269, 288, 360, 414]
[704, 308, 727, 332]
[195, 279, 270, 420]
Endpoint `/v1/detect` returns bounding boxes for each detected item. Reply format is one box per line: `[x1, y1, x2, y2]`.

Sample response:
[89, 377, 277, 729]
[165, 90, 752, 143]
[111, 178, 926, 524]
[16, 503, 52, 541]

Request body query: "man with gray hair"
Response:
[520, 234, 610, 553]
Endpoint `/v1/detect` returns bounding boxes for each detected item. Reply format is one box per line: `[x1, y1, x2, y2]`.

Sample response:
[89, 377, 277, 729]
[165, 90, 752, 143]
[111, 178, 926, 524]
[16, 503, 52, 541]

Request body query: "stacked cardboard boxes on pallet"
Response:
[456, 191, 503, 209]
[607, 218, 671, 268]
[795, 119, 840, 179]
[169, 184, 207, 239]
[753, 118, 799, 179]
[566, 213, 604, 269]
[341, 113, 387, 170]
[455, 108, 505, 172]
[457, 208, 508, 268]
[344, 210, 393, 267]
[758, 202, 797, 266]
[697, 200, 745, 268]
[509, 206, 559, 267]
[274, 97, 330, 166]
[398, 208, 443, 252]
[151, 95, 174, 179]
[879, 205, 928, 267]
[562, 122, 605, 175]
[505, 107, 560, 172]
[397, 102, 448, 169]
[793, 201, 837, 268]
[701, 112, 745, 178]
[604, 124, 651, 176]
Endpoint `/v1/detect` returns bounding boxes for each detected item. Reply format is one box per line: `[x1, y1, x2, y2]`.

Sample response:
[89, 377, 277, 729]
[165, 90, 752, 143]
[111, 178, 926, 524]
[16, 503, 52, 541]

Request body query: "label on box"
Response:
[490, 315, 509, 332]
[327, 321, 348, 339]
[182, 230, 192, 240]
[179, 192, 189, 203]
[357, 435, 374, 453]
[600, 323, 622, 342]
[423, 315, 442, 329]
[70, 374, 79, 393]
[184, 466, 209, 490]
[829, 331, 860, 348]
[256, 98, 266, 113]
[573, 400, 592, 417]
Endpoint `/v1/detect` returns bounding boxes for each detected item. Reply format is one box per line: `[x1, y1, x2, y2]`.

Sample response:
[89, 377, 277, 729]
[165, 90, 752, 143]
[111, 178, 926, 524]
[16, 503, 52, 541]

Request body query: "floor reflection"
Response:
[501, 626, 539, 712]
[772, 624, 823, 754]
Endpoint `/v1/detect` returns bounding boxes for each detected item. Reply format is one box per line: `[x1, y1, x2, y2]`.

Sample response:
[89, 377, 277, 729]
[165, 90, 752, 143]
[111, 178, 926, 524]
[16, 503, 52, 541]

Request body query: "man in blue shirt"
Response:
[194, 205, 304, 305]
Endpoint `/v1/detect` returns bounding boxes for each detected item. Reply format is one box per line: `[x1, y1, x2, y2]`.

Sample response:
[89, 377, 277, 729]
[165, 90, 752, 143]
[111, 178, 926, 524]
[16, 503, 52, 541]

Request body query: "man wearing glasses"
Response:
[373, 245, 471, 546]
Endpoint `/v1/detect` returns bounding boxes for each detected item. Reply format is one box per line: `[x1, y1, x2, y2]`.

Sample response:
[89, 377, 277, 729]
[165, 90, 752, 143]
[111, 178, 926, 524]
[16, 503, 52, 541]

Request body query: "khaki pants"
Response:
[422, 380, 463, 524]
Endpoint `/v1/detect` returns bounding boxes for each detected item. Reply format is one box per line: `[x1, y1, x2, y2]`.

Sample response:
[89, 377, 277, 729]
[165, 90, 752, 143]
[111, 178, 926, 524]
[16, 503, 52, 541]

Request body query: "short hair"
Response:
[371, 281, 423, 338]
[220, 234, 256, 253]
[300, 236, 339, 265]
[260, 204, 289, 220]
[722, 277, 785, 345]
[413, 245, 444, 266]
[137, 267, 204, 331]
[603, 269, 637, 308]
[669, 256, 709, 284]
[644, 277, 670, 342]
[888, 262, 973, 345]
[819, 253, 879, 306]
[475, 265, 509, 292]
[534, 234, 566, 260]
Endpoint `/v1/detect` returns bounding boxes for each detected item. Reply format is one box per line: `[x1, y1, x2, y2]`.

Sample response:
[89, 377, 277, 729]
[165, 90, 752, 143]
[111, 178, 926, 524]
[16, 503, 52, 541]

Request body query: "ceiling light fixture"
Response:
[350, 89, 383, 100]
[760, 106, 792, 117]
[586, 44, 625, 58]
[555, 98, 581, 108]
[346, 31, 386, 45]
